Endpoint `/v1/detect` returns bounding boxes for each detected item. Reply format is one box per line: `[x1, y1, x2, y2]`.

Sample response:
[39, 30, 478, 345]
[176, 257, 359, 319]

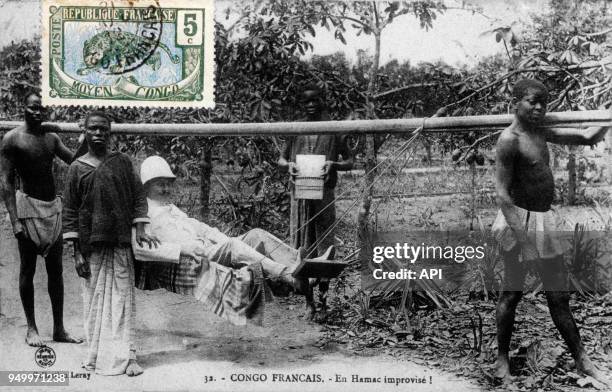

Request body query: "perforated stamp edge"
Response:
[40, 0, 215, 109]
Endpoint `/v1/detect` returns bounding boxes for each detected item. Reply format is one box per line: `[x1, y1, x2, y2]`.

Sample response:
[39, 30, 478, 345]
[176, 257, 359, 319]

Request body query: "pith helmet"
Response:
[140, 156, 176, 185]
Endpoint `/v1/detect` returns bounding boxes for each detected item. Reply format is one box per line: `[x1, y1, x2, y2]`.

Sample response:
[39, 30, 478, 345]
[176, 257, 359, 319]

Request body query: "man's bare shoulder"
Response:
[40, 124, 61, 140]
[2, 125, 26, 140]
[42, 123, 61, 133]
[496, 127, 520, 150]
[45, 131, 62, 144]
[1, 125, 26, 150]
[2, 125, 62, 150]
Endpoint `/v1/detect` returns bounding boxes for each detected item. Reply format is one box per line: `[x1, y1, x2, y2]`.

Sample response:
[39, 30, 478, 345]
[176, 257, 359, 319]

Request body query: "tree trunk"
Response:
[424, 138, 432, 165]
[358, 135, 377, 232]
[607, 133, 612, 184]
[357, 30, 381, 236]
[567, 148, 576, 205]
[470, 161, 476, 230]
[200, 139, 213, 220]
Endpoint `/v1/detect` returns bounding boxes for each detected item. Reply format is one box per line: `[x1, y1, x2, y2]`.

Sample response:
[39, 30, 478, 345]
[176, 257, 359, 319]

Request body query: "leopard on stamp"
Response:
[77, 4, 167, 76]
[41, 0, 214, 108]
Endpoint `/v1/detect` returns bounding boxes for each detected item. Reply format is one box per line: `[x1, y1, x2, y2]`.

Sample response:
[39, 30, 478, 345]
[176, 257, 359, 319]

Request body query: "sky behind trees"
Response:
[299, 0, 548, 66]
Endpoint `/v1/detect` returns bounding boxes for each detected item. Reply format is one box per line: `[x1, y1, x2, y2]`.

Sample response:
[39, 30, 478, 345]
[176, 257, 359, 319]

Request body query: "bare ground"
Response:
[0, 164, 610, 391]
[326, 192, 612, 392]
[0, 205, 479, 392]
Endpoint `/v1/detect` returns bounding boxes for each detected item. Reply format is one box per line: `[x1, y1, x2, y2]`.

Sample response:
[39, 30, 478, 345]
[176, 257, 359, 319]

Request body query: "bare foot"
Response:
[126, 359, 143, 377]
[494, 357, 513, 384]
[313, 309, 328, 323]
[292, 277, 310, 295]
[25, 327, 45, 347]
[53, 329, 84, 344]
[302, 304, 316, 321]
[577, 357, 609, 387]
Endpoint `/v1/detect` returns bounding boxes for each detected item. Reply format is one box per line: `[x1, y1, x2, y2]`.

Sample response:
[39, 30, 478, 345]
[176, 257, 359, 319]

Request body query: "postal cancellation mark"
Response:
[41, 0, 215, 108]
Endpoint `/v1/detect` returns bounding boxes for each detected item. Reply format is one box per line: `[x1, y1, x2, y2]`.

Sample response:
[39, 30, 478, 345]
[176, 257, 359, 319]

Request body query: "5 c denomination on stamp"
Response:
[41, 0, 214, 108]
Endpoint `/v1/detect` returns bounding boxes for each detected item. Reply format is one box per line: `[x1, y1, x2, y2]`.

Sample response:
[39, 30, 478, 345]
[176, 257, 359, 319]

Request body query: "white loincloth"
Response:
[15, 190, 62, 256]
[492, 206, 564, 262]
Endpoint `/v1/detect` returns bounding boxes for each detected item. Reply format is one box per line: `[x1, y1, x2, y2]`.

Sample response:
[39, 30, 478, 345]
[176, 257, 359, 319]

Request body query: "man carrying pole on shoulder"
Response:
[493, 79, 609, 385]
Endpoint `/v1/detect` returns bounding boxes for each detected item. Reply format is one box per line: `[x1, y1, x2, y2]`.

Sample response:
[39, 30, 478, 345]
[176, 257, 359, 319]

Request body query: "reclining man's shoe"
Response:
[312, 245, 335, 261]
[292, 246, 346, 279]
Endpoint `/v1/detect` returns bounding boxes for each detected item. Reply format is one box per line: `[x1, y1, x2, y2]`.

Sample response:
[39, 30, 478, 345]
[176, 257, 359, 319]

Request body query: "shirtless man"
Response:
[0, 93, 83, 346]
[493, 79, 609, 383]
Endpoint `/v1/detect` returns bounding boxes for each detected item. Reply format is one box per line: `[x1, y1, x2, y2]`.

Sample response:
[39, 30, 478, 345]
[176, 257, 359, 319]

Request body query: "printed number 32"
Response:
[183, 14, 197, 36]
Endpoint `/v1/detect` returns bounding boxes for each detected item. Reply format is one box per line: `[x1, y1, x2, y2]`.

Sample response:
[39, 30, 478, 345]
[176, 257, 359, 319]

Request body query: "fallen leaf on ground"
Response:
[576, 376, 606, 390]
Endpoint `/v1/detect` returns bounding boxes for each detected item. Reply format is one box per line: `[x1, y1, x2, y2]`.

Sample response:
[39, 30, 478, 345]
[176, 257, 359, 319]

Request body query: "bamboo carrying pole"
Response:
[0, 110, 609, 136]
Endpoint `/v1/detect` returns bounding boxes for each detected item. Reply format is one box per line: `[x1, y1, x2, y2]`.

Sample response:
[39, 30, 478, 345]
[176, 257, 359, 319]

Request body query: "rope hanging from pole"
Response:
[246, 128, 425, 273]
[305, 130, 424, 258]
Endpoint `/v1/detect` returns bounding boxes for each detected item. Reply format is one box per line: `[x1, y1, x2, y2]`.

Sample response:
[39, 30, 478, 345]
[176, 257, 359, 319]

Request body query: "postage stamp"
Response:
[41, 0, 215, 108]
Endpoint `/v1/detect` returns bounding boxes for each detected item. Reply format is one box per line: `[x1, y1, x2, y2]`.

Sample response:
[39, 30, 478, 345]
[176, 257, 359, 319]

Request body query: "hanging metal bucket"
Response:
[294, 154, 325, 200]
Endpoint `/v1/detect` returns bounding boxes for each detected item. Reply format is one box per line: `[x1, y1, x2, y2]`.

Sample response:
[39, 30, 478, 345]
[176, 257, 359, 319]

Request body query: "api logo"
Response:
[35, 346, 56, 368]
